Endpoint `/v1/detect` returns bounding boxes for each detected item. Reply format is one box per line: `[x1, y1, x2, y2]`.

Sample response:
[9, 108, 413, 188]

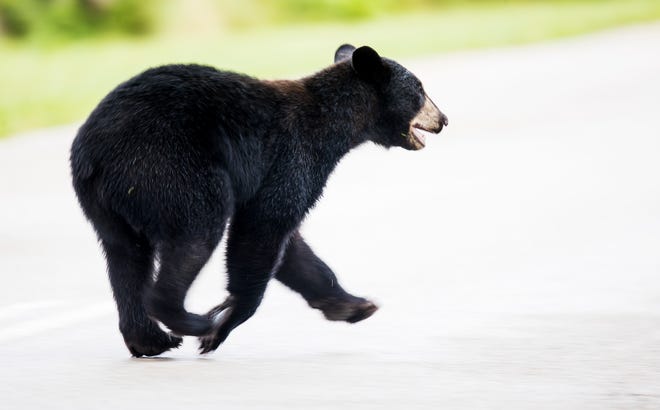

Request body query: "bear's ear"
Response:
[351, 46, 388, 83]
[334, 44, 356, 63]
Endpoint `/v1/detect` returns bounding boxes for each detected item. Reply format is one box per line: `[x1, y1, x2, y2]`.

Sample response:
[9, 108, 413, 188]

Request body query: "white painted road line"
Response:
[0, 300, 70, 321]
[0, 301, 114, 343]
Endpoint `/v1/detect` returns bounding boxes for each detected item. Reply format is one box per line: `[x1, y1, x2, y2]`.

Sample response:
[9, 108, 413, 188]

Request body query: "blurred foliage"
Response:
[0, 0, 153, 40]
[228, 0, 569, 25]
[0, 0, 618, 41]
[1, 0, 660, 137]
[224, 0, 424, 26]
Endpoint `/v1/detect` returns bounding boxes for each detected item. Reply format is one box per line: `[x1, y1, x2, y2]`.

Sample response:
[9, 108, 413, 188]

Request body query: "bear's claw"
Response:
[123, 325, 183, 358]
[310, 295, 379, 323]
[198, 297, 235, 354]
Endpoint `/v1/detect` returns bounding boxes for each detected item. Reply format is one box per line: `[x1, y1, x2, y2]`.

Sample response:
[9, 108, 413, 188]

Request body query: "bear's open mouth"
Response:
[409, 124, 437, 148]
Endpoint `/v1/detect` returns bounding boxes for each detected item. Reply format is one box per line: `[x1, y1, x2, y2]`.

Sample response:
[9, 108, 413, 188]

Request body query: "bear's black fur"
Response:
[70, 44, 447, 357]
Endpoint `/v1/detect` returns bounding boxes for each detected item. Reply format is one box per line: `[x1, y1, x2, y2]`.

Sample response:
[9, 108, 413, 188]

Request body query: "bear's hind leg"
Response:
[276, 231, 378, 323]
[144, 235, 220, 337]
[101, 234, 182, 358]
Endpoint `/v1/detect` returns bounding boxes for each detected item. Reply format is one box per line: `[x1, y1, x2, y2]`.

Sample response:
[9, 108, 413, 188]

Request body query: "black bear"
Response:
[70, 44, 447, 357]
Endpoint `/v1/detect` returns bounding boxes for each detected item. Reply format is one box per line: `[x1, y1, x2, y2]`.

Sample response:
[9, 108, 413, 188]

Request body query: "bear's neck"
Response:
[296, 63, 378, 158]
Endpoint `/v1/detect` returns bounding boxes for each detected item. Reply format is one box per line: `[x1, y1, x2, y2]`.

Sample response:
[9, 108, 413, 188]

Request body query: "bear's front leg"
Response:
[276, 231, 378, 323]
[199, 209, 294, 354]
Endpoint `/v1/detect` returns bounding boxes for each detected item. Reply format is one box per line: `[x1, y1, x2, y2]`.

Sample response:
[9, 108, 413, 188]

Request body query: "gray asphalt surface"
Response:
[1, 23, 659, 409]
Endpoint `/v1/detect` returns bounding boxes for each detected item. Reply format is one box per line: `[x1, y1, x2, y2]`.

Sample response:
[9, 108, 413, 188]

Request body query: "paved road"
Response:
[1, 24, 659, 409]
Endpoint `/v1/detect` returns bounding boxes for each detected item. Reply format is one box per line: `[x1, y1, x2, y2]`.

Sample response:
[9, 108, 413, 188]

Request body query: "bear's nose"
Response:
[435, 111, 448, 133]
[441, 112, 449, 127]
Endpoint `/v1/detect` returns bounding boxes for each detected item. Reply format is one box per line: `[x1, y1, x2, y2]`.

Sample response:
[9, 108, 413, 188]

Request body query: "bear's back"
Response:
[72, 64, 280, 176]
[86, 64, 268, 142]
[70, 64, 281, 233]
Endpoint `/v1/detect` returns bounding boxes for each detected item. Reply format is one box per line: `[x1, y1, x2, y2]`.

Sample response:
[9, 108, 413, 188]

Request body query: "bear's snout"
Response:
[414, 94, 446, 134]
[406, 94, 447, 150]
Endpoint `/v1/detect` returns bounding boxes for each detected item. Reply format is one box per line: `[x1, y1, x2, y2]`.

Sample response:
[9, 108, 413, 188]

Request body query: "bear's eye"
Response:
[415, 83, 425, 107]
[417, 92, 425, 108]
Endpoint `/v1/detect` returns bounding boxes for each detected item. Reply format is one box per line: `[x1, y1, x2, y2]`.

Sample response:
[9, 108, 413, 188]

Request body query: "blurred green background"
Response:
[1, 0, 659, 138]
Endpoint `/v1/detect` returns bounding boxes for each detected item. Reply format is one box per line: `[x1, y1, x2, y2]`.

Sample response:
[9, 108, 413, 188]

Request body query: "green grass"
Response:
[2, 0, 660, 138]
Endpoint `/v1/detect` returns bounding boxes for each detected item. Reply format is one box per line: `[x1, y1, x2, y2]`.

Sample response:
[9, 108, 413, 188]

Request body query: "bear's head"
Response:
[335, 44, 448, 151]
